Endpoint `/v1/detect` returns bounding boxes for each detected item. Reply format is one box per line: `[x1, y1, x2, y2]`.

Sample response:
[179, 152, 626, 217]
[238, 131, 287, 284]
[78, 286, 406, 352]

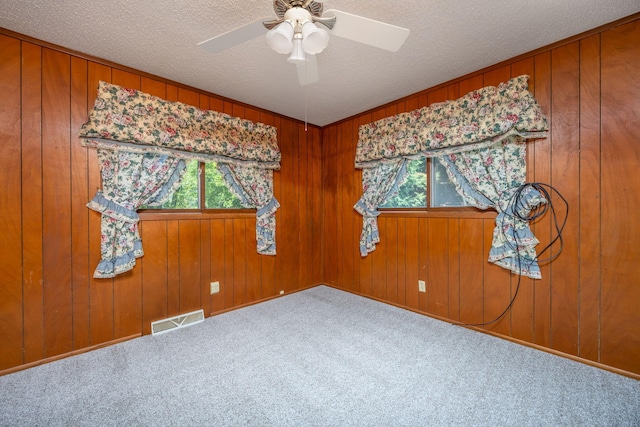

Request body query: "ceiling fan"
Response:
[197, 0, 410, 86]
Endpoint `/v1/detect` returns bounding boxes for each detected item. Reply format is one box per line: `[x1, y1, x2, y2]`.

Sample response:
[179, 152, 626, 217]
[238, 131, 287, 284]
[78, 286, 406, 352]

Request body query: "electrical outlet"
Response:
[210, 281, 220, 295]
[418, 280, 426, 293]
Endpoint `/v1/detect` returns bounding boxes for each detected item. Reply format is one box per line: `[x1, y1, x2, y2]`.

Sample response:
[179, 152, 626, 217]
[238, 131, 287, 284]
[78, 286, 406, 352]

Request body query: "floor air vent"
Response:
[151, 309, 205, 336]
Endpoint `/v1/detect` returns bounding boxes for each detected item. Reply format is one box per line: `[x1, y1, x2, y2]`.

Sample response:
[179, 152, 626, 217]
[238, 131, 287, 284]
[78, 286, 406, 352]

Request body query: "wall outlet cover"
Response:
[210, 281, 220, 294]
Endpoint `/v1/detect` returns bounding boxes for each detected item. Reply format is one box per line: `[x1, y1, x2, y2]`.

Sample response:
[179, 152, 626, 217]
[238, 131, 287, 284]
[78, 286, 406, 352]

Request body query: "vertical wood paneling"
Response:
[510, 58, 536, 343]
[261, 113, 279, 299]
[3, 17, 640, 377]
[70, 56, 90, 350]
[178, 220, 202, 313]
[0, 35, 23, 369]
[340, 120, 355, 291]
[232, 219, 247, 305]
[404, 218, 419, 310]
[600, 20, 640, 373]
[224, 220, 235, 307]
[0, 31, 323, 373]
[209, 219, 226, 313]
[356, 114, 373, 296]
[427, 218, 449, 318]
[578, 34, 602, 363]
[111, 69, 143, 339]
[141, 77, 166, 98]
[385, 218, 398, 303]
[321, 17, 640, 376]
[21, 41, 45, 363]
[447, 219, 460, 321]
[322, 124, 338, 285]
[458, 75, 484, 99]
[458, 219, 484, 324]
[279, 118, 298, 292]
[334, 122, 345, 288]
[484, 65, 511, 87]
[289, 119, 300, 293]
[310, 125, 323, 286]
[87, 62, 113, 346]
[396, 218, 406, 306]
[42, 47, 73, 357]
[298, 124, 311, 289]
[141, 221, 169, 333]
[369, 216, 386, 300]
[482, 65, 515, 336]
[245, 218, 262, 302]
[417, 218, 428, 312]
[532, 51, 552, 348]
[550, 42, 580, 356]
[178, 87, 200, 108]
[167, 220, 180, 317]
[350, 119, 362, 296]
[482, 219, 511, 335]
[199, 100, 212, 317]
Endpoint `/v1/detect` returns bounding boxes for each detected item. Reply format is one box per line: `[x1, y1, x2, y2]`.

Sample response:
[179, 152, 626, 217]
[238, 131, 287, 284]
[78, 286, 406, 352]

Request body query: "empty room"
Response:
[1, 1, 639, 425]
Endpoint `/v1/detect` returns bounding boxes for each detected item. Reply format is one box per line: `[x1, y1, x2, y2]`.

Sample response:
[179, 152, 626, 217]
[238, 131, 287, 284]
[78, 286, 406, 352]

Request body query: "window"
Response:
[381, 157, 468, 209]
[143, 160, 244, 210]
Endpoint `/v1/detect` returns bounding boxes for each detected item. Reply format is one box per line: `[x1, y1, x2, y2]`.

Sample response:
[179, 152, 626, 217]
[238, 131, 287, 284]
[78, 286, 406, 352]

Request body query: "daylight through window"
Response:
[142, 160, 244, 210]
[381, 157, 468, 209]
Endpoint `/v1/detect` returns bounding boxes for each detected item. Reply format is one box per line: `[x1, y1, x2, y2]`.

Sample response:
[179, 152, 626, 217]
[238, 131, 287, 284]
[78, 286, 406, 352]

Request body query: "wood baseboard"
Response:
[0, 334, 141, 377]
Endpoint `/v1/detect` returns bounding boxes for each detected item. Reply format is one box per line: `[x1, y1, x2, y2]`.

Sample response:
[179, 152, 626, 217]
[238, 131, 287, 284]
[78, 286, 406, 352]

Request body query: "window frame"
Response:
[378, 158, 483, 214]
[138, 161, 255, 219]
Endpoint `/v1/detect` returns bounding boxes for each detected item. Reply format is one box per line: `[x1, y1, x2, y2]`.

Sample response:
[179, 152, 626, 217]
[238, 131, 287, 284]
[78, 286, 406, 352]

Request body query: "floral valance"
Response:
[80, 81, 281, 279]
[355, 75, 547, 168]
[79, 81, 281, 169]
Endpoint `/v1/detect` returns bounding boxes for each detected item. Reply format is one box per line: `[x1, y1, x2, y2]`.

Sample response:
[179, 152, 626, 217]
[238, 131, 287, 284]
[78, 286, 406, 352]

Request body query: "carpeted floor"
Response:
[1, 285, 638, 426]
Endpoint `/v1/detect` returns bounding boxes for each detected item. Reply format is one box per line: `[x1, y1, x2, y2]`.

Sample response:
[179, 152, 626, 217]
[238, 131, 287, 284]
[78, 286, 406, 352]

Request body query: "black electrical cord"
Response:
[457, 182, 568, 327]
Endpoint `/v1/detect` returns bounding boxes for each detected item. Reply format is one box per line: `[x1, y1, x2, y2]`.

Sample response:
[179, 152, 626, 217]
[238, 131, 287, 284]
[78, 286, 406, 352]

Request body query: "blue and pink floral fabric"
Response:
[354, 76, 549, 278]
[80, 82, 281, 278]
[355, 75, 547, 167]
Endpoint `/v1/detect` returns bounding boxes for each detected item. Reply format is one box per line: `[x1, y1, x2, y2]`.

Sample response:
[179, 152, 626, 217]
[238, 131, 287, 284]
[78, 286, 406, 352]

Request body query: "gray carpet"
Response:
[1, 285, 638, 426]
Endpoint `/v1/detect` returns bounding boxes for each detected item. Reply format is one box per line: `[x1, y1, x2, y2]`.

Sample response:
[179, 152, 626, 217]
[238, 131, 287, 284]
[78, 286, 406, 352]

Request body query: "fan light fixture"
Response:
[197, 0, 410, 86]
[266, 7, 329, 64]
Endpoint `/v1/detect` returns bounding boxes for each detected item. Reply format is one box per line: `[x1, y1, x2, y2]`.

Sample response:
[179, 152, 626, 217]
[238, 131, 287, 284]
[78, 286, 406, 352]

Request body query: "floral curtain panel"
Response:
[354, 75, 549, 278]
[89, 150, 186, 278]
[354, 159, 408, 256]
[79, 82, 281, 278]
[438, 139, 547, 279]
[217, 163, 279, 255]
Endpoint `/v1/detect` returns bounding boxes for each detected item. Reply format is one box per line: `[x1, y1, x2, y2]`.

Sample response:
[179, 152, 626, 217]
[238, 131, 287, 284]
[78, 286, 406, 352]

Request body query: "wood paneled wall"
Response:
[0, 31, 323, 373]
[322, 17, 640, 377]
[1, 15, 639, 378]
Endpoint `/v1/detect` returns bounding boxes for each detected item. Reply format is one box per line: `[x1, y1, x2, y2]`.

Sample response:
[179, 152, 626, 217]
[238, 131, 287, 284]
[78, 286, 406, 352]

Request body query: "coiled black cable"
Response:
[458, 182, 568, 327]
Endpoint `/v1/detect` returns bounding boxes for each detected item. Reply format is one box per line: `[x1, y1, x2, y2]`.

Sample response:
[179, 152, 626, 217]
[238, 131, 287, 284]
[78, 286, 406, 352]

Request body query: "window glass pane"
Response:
[381, 158, 427, 208]
[430, 159, 468, 207]
[204, 163, 244, 209]
[143, 159, 199, 209]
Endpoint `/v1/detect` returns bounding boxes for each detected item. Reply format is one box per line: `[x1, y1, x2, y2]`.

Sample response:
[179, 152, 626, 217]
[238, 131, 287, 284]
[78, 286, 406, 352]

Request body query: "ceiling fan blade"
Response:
[297, 54, 319, 86]
[197, 18, 270, 53]
[322, 9, 410, 52]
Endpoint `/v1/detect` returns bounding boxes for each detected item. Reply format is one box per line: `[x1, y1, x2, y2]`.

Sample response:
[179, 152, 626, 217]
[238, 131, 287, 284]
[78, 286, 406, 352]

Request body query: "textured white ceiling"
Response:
[1, 0, 639, 126]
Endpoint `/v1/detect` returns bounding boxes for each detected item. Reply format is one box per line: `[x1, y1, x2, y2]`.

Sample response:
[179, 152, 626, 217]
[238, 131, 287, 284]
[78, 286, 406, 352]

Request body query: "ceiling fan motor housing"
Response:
[284, 7, 313, 27]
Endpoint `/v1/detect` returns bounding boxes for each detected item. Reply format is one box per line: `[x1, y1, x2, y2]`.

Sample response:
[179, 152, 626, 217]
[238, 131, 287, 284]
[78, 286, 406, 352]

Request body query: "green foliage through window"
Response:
[145, 159, 199, 209]
[204, 163, 243, 209]
[142, 160, 243, 210]
[381, 157, 468, 209]
[381, 158, 427, 208]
